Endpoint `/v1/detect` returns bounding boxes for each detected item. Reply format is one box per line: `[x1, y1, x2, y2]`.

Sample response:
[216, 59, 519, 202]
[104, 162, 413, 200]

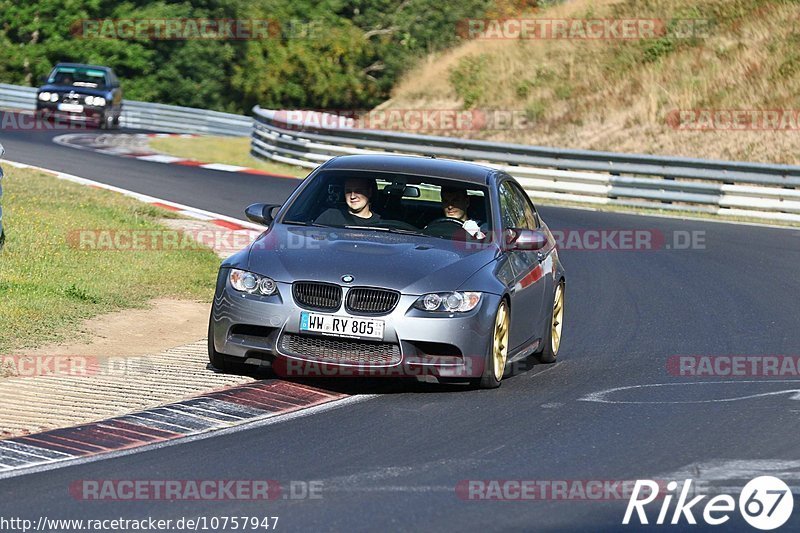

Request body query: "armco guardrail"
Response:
[0, 84, 37, 111]
[0, 83, 250, 136]
[251, 106, 800, 223]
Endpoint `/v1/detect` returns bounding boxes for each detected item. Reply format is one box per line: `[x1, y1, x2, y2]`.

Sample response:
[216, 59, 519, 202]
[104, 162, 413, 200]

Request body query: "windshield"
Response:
[282, 170, 493, 242]
[47, 67, 108, 89]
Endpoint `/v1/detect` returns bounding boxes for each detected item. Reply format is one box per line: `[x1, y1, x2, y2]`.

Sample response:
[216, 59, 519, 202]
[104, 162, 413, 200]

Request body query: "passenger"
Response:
[315, 177, 382, 226]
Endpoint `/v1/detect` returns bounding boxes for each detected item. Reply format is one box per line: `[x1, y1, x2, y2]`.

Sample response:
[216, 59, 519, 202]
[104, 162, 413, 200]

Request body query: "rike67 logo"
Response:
[624, 476, 794, 530]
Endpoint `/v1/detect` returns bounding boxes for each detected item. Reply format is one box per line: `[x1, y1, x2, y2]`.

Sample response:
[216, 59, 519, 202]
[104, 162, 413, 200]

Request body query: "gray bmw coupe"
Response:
[209, 155, 565, 388]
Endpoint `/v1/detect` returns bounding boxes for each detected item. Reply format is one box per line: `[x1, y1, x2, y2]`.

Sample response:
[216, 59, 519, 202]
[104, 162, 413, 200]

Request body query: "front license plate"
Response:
[300, 312, 384, 340]
[57, 103, 84, 113]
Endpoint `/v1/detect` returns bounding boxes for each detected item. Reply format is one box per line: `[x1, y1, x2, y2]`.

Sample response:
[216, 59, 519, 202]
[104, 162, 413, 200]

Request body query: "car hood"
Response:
[244, 226, 500, 294]
[39, 84, 110, 97]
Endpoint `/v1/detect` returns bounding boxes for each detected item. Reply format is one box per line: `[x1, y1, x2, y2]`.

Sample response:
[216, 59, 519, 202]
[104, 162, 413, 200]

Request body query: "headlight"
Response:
[85, 96, 106, 106]
[413, 292, 482, 312]
[38, 92, 50, 101]
[229, 269, 277, 296]
[50, 93, 58, 102]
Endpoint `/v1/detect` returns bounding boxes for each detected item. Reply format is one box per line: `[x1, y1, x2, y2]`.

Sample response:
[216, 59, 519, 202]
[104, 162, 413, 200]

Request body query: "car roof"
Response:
[321, 154, 497, 185]
[51, 63, 114, 72]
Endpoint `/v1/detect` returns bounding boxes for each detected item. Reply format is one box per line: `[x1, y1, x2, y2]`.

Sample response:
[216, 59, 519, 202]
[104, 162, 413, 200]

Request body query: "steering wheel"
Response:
[424, 217, 465, 228]
[423, 217, 469, 239]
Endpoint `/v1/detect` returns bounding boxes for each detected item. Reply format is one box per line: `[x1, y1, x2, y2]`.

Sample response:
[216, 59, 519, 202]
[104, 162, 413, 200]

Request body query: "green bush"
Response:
[0, 0, 493, 113]
[449, 54, 490, 108]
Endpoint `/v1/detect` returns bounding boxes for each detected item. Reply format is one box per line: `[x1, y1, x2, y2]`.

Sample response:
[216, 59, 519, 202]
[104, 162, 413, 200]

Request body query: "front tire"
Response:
[478, 299, 510, 389]
[535, 279, 564, 364]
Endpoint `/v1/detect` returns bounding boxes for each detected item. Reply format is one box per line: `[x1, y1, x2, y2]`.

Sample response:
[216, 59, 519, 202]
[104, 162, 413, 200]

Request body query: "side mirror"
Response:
[40, 75, 49, 84]
[506, 228, 547, 251]
[245, 203, 280, 226]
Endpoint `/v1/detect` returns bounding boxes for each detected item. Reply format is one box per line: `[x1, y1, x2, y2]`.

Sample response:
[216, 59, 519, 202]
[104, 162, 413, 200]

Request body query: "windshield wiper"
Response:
[384, 228, 429, 237]
[344, 225, 389, 231]
[283, 220, 330, 227]
[344, 225, 428, 237]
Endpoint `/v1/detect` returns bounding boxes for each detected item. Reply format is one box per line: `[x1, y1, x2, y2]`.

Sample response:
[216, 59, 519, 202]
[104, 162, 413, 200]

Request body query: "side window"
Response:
[500, 181, 539, 229]
[499, 182, 525, 229]
[511, 183, 539, 230]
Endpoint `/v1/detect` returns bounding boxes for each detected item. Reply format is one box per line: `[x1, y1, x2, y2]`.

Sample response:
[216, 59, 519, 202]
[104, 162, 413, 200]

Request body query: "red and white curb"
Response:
[52, 132, 296, 178]
[0, 160, 372, 477]
[0, 381, 354, 477]
[4, 159, 264, 235]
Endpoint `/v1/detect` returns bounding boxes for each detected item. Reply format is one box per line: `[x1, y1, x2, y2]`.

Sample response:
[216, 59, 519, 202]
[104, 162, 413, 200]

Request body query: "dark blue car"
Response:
[36, 63, 123, 129]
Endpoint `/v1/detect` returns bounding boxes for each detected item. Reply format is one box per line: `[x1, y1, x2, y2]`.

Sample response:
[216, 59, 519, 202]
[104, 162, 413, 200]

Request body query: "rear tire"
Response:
[535, 279, 564, 364]
[477, 299, 510, 389]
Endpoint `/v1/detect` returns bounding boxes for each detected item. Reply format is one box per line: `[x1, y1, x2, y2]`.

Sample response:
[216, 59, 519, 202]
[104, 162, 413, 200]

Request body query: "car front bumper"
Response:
[36, 103, 107, 124]
[210, 273, 500, 380]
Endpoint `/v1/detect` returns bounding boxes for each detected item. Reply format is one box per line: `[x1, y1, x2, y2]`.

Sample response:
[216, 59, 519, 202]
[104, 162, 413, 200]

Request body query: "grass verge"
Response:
[149, 136, 309, 178]
[0, 165, 221, 353]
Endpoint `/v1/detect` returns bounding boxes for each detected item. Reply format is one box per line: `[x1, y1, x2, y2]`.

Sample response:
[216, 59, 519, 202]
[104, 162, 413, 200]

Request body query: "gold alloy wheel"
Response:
[492, 301, 510, 382]
[551, 282, 564, 355]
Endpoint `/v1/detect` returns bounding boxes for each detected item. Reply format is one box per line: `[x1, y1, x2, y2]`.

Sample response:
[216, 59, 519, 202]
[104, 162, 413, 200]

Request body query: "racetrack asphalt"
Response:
[1, 126, 799, 531]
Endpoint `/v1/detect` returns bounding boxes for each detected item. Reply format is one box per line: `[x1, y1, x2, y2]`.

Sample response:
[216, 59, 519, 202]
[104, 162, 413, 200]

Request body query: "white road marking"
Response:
[136, 154, 186, 163]
[651, 459, 800, 496]
[200, 163, 248, 172]
[0, 441, 72, 460]
[177, 210, 214, 220]
[657, 459, 800, 483]
[580, 380, 800, 404]
[4, 159, 264, 231]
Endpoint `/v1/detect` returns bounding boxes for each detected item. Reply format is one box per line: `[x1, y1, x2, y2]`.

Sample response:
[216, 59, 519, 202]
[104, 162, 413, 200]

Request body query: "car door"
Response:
[498, 180, 548, 352]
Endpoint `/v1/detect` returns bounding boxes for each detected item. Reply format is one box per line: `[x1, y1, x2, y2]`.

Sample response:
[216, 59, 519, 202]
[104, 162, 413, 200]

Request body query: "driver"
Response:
[315, 177, 382, 226]
[439, 186, 485, 239]
[441, 186, 470, 222]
